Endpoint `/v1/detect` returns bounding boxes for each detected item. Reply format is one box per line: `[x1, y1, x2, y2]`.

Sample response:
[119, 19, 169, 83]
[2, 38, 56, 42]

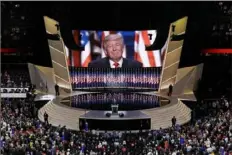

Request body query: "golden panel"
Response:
[52, 62, 70, 81]
[167, 40, 183, 53]
[176, 66, 194, 82]
[55, 77, 71, 89]
[164, 48, 182, 68]
[44, 16, 72, 93]
[160, 76, 176, 90]
[159, 17, 188, 92]
[171, 16, 188, 35]
[162, 62, 179, 82]
[50, 48, 67, 66]
[48, 40, 64, 53]
[43, 16, 59, 35]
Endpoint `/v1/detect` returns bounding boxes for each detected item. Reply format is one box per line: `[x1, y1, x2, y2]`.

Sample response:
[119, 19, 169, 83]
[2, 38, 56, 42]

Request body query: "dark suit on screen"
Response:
[88, 57, 143, 68]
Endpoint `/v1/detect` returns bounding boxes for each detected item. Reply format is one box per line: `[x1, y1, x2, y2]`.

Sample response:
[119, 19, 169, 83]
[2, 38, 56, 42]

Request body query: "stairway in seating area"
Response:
[142, 99, 191, 130]
[38, 100, 87, 131]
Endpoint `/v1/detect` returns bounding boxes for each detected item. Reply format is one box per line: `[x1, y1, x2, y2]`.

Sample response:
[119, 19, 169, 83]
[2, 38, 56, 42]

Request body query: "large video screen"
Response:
[67, 30, 167, 90]
[66, 30, 167, 68]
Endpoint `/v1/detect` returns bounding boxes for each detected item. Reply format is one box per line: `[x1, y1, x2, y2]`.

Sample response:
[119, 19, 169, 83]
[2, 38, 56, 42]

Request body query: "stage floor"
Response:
[37, 91, 192, 131]
[61, 92, 169, 110]
[79, 110, 151, 130]
[34, 94, 55, 101]
[79, 110, 150, 120]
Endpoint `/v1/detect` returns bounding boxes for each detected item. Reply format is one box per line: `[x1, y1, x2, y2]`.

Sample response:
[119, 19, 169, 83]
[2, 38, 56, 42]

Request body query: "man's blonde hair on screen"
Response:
[103, 33, 124, 49]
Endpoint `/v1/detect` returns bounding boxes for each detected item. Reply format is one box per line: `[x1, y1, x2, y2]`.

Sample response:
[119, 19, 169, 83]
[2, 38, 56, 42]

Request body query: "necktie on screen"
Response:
[113, 62, 119, 68]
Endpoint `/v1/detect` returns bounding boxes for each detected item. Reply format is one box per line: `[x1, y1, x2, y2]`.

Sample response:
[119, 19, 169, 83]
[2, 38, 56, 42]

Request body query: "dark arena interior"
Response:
[1, 1, 232, 155]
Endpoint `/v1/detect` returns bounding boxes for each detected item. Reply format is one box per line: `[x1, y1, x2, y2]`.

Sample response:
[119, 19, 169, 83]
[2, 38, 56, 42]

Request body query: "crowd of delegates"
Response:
[70, 67, 161, 89]
[1, 88, 232, 154]
[70, 93, 160, 110]
[1, 70, 30, 88]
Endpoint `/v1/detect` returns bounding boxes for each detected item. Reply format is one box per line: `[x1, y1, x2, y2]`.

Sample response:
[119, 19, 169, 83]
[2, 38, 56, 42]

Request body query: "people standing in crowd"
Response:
[55, 83, 60, 96]
[1, 95, 232, 154]
[45, 81, 48, 94]
[168, 84, 173, 96]
[85, 121, 89, 132]
[172, 116, 176, 127]
[1, 67, 232, 154]
[43, 111, 49, 124]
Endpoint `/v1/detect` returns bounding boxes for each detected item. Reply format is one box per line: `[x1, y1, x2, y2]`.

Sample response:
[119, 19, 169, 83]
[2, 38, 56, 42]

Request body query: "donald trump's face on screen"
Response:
[103, 34, 124, 62]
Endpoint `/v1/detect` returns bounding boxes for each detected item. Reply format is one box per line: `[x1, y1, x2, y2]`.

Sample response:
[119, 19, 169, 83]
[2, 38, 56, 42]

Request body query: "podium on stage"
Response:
[111, 104, 119, 115]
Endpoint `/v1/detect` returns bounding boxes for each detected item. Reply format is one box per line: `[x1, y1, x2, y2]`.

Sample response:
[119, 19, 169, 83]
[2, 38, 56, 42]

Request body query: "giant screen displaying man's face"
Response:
[65, 30, 168, 68]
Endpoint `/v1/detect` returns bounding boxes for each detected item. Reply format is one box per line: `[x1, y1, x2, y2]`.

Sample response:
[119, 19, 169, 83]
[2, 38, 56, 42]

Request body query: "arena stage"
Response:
[37, 90, 193, 131]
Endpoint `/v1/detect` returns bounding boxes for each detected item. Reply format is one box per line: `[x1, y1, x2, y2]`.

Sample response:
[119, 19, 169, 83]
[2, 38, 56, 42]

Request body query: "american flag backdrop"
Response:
[66, 30, 168, 68]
